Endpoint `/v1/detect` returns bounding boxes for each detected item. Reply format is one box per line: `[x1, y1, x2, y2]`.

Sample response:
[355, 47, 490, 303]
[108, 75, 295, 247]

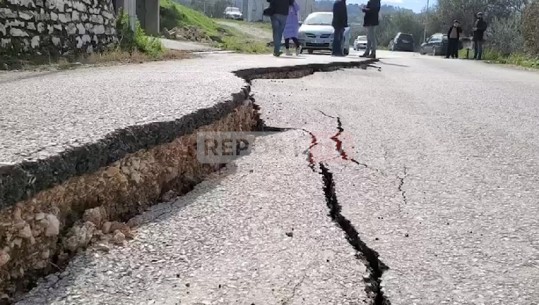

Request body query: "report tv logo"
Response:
[196, 131, 356, 164]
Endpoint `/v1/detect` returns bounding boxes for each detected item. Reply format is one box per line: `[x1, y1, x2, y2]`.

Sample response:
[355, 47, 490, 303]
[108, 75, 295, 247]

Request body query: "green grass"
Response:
[161, 0, 222, 38]
[220, 29, 270, 53]
[160, 0, 270, 54]
[458, 48, 539, 69]
[217, 18, 272, 31]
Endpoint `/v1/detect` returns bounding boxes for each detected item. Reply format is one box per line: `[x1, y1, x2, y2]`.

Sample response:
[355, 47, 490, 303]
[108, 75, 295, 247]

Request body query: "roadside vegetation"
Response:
[160, 0, 271, 54]
[349, 0, 539, 69]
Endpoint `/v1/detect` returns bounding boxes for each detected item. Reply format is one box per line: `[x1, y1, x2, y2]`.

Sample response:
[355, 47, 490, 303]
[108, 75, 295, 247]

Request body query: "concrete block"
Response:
[76, 36, 83, 48]
[37, 22, 45, 33]
[6, 20, 25, 27]
[0, 8, 18, 19]
[73, 1, 87, 11]
[31, 36, 40, 48]
[93, 24, 105, 35]
[66, 23, 77, 35]
[9, 28, 29, 37]
[19, 11, 35, 21]
[77, 23, 85, 34]
[58, 13, 71, 23]
[0, 38, 11, 48]
[52, 36, 61, 46]
[82, 34, 91, 43]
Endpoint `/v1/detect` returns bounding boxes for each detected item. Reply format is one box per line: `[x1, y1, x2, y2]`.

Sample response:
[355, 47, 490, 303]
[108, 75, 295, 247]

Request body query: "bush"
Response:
[522, 1, 539, 55]
[116, 12, 164, 57]
[487, 15, 524, 56]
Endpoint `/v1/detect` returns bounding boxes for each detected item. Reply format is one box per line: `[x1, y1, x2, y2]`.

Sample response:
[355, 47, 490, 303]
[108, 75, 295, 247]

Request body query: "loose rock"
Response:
[19, 224, 33, 239]
[44, 214, 60, 237]
[0, 250, 10, 267]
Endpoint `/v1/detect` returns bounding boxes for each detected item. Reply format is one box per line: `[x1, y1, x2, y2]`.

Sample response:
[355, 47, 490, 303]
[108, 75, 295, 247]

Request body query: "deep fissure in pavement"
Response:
[247, 63, 390, 304]
[0, 59, 378, 303]
[319, 163, 391, 305]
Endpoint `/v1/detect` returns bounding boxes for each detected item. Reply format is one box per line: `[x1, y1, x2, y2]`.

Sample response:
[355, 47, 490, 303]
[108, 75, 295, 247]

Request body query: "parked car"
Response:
[420, 33, 464, 56]
[353, 35, 367, 50]
[388, 32, 415, 52]
[224, 7, 243, 20]
[298, 12, 351, 55]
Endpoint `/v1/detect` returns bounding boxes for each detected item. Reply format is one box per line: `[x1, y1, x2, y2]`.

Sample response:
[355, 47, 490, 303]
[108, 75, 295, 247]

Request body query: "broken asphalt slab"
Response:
[16, 131, 372, 305]
[0, 54, 376, 209]
[0, 53, 377, 302]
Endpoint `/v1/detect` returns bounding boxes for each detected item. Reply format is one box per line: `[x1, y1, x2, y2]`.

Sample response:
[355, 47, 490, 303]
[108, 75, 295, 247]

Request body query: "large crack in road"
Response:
[246, 62, 392, 304]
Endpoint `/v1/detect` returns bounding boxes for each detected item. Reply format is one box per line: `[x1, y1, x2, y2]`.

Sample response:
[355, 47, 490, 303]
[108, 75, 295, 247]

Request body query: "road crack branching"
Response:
[397, 166, 408, 205]
[319, 163, 391, 305]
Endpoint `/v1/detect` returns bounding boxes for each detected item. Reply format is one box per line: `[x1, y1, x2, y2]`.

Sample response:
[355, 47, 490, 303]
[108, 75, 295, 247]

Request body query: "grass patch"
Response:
[220, 30, 270, 53]
[458, 48, 539, 69]
[161, 0, 222, 38]
[160, 0, 270, 54]
[117, 12, 165, 58]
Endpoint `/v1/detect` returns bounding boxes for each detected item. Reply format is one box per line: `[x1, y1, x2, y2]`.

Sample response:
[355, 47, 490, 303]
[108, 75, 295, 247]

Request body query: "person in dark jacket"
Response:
[331, 0, 348, 56]
[472, 12, 488, 60]
[360, 0, 380, 58]
[446, 20, 462, 59]
[265, 0, 294, 57]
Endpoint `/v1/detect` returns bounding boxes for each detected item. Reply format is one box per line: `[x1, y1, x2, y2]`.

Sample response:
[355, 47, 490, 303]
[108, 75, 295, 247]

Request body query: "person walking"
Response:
[360, 0, 381, 58]
[472, 12, 488, 60]
[264, 0, 294, 57]
[283, 0, 301, 56]
[446, 20, 462, 59]
[331, 0, 348, 56]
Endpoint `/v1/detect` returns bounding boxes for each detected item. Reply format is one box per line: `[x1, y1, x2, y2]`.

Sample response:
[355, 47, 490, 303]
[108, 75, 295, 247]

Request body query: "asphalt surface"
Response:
[255, 50, 539, 305]
[0, 53, 367, 165]
[18, 131, 370, 305]
[12, 50, 539, 304]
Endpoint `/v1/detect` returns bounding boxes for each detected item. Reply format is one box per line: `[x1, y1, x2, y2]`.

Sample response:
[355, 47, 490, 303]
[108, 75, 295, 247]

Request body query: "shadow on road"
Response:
[377, 60, 410, 68]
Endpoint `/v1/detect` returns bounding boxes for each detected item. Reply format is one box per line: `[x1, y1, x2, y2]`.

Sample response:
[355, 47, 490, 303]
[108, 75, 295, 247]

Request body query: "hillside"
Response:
[159, 0, 270, 53]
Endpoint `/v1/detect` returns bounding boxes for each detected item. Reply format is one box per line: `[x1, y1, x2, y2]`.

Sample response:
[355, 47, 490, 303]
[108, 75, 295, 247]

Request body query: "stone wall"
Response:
[0, 0, 117, 57]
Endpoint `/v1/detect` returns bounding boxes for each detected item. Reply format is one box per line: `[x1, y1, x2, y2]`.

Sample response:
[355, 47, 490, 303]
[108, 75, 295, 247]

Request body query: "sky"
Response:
[346, 0, 435, 13]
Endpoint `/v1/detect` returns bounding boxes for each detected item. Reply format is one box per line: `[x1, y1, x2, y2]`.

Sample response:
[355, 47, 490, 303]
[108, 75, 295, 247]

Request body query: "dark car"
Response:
[420, 33, 463, 56]
[388, 33, 415, 52]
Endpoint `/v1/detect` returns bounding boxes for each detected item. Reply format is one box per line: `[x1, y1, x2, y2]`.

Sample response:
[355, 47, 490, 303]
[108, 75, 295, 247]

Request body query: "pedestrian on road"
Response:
[331, 0, 348, 57]
[265, 0, 294, 57]
[472, 12, 488, 60]
[360, 0, 381, 58]
[446, 20, 462, 59]
[283, 0, 301, 56]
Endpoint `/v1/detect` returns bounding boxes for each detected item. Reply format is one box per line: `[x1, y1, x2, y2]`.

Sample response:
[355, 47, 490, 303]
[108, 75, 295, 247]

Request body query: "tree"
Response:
[210, 0, 233, 18]
[377, 10, 425, 47]
[488, 15, 525, 55]
[522, 0, 539, 54]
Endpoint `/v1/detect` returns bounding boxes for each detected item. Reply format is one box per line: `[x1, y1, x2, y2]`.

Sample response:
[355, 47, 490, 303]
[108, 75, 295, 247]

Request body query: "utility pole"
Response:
[423, 0, 430, 42]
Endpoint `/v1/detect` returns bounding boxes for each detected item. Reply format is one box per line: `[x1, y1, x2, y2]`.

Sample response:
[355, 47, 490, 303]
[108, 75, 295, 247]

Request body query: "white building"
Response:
[243, 0, 315, 22]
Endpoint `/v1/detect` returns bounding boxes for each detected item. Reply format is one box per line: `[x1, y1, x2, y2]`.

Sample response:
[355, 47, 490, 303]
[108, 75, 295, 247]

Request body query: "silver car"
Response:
[353, 35, 367, 50]
[224, 7, 243, 20]
[298, 12, 351, 55]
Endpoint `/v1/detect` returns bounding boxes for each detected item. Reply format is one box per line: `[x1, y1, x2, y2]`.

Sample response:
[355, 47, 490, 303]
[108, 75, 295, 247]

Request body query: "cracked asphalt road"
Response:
[255, 51, 539, 304]
[14, 51, 539, 304]
[18, 132, 370, 305]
